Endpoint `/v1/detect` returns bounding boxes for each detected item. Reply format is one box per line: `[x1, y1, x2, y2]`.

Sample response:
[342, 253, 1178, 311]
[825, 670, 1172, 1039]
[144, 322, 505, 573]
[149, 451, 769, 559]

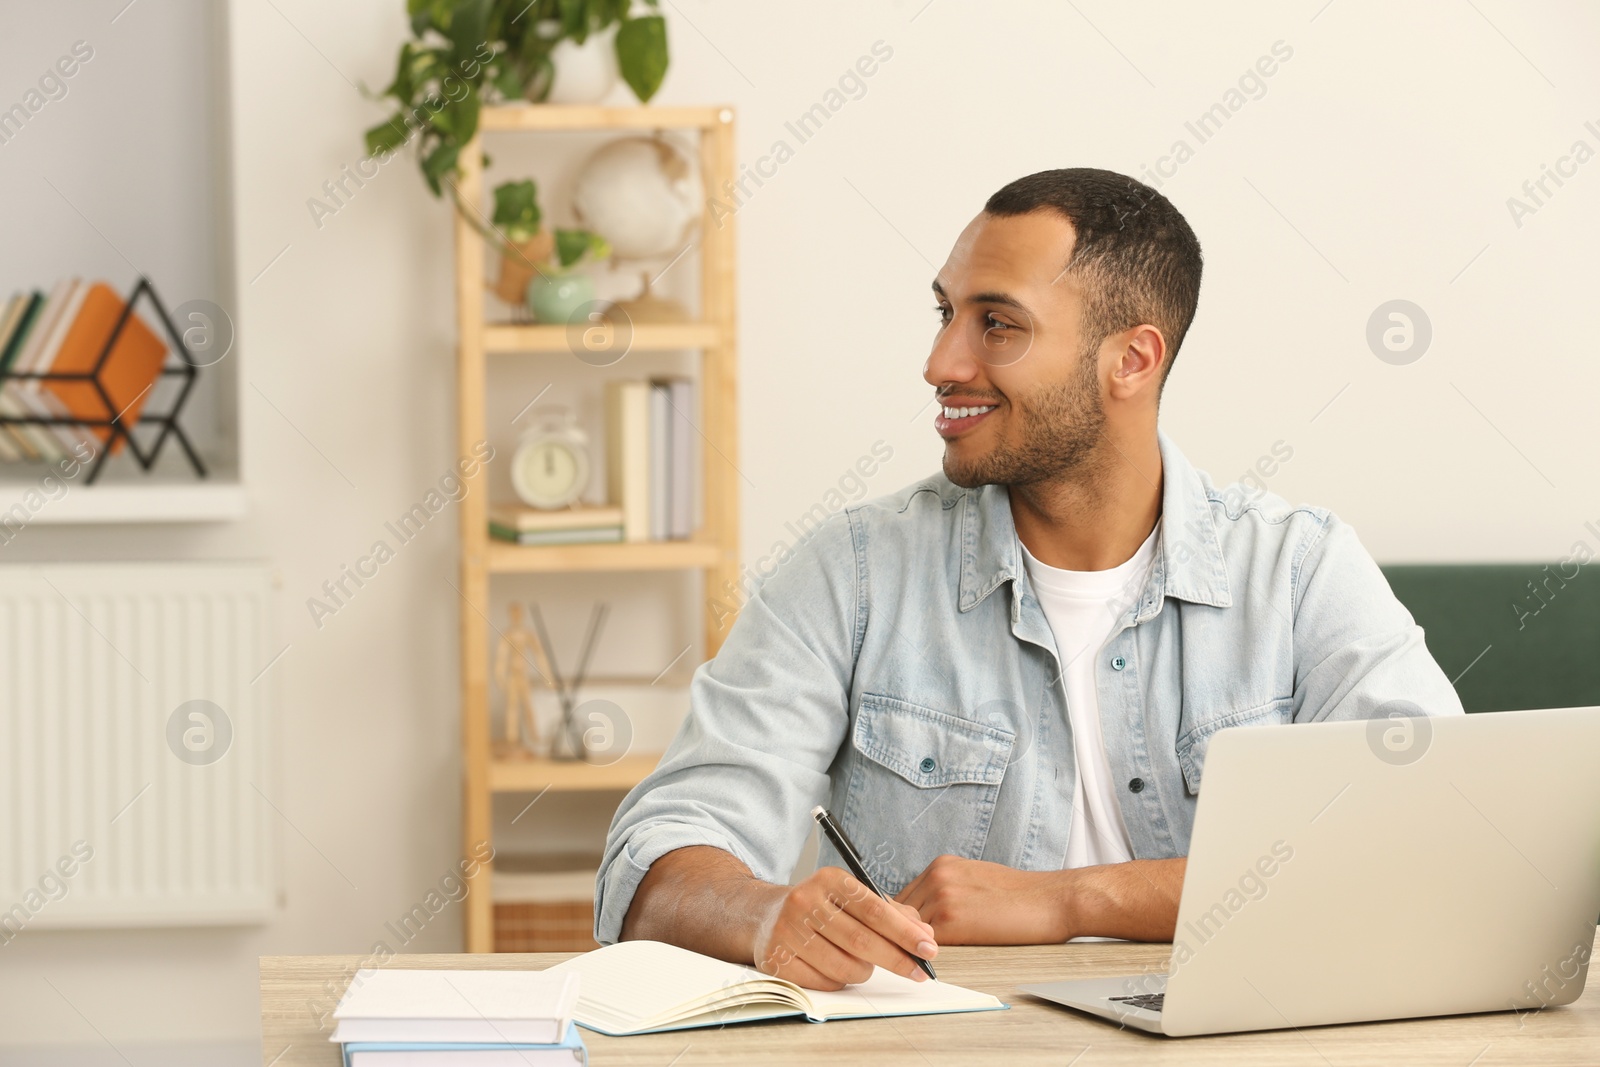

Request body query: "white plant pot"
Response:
[540, 22, 620, 104]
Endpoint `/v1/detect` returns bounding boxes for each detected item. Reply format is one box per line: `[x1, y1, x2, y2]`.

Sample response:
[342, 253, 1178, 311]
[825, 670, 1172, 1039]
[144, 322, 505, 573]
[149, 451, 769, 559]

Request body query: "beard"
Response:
[942, 347, 1106, 489]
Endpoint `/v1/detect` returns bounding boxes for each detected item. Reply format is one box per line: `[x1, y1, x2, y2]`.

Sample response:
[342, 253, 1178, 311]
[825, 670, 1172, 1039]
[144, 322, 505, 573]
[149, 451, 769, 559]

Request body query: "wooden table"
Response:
[261, 933, 1600, 1065]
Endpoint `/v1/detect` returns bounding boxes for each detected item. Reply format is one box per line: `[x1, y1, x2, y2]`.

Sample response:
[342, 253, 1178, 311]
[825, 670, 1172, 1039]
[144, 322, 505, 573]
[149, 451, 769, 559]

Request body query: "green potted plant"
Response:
[490, 179, 612, 322]
[527, 228, 613, 324]
[363, 0, 669, 237]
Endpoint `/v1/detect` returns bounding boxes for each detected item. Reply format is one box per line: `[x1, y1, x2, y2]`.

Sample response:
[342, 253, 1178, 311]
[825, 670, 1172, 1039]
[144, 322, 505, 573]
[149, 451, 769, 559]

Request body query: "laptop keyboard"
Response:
[1109, 993, 1165, 1013]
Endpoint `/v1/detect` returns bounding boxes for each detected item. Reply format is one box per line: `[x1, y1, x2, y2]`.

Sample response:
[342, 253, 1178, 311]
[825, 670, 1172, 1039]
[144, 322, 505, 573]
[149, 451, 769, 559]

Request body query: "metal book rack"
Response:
[0, 275, 206, 485]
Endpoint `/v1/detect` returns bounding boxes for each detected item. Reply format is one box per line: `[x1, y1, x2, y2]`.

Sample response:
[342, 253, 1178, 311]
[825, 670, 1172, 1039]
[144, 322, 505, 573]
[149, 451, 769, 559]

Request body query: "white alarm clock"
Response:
[511, 405, 592, 509]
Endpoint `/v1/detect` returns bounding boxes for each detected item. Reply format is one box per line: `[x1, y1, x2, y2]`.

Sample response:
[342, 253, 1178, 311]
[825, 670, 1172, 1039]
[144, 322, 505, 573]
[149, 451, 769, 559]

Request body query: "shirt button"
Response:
[1128, 777, 1145, 793]
[1111, 656, 1127, 671]
[919, 757, 936, 774]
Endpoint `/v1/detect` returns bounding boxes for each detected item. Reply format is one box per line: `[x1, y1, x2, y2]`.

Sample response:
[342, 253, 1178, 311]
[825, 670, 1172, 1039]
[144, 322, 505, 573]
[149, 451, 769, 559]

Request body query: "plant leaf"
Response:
[554, 228, 609, 268]
[493, 180, 543, 243]
[526, 53, 556, 102]
[422, 141, 461, 196]
[558, 0, 589, 42]
[365, 114, 417, 157]
[492, 63, 524, 99]
[448, 0, 493, 54]
[615, 15, 668, 102]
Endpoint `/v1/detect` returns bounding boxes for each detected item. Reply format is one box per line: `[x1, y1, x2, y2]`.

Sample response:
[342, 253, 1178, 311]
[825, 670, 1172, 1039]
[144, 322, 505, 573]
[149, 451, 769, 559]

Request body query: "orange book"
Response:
[40, 282, 169, 456]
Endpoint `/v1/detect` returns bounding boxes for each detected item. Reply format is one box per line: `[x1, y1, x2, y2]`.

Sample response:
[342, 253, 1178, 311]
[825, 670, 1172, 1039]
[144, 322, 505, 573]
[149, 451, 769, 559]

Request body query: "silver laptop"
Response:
[1021, 705, 1600, 1036]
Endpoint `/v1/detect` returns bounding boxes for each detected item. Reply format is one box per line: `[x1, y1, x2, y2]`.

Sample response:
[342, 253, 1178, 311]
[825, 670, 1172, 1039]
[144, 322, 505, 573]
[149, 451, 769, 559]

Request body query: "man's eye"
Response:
[986, 314, 1012, 331]
[932, 305, 951, 325]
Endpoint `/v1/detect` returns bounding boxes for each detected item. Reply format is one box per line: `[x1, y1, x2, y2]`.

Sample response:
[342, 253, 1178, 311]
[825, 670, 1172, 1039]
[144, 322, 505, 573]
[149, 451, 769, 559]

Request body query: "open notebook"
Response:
[543, 940, 1006, 1036]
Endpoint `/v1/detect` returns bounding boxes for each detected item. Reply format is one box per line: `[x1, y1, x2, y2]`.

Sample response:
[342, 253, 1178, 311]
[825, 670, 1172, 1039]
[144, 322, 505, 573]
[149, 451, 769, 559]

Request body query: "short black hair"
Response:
[984, 168, 1203, 381]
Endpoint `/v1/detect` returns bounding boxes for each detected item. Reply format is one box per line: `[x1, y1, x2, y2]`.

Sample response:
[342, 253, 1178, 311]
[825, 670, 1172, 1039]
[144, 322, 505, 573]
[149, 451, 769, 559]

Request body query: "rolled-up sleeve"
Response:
[593, 511, 863, 944]
[1289, 514, 1465, 722]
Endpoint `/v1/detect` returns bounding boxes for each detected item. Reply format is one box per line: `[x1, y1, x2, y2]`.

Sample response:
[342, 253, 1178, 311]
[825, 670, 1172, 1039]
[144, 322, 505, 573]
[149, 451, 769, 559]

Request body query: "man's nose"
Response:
[924, 315, 981, 389]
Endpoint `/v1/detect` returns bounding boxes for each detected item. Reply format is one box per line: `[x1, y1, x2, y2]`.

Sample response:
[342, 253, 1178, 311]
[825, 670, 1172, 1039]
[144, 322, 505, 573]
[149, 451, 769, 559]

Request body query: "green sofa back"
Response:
[1381, 564, 1600, 713]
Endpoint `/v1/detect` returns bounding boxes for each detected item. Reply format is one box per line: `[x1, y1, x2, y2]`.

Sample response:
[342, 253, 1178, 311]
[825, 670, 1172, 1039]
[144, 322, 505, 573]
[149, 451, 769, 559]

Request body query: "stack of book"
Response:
[330, 968, 586, 1065]
[488, 504, 624, 546]
[0, 279, 169, 463]
[605, 377, 698, 542]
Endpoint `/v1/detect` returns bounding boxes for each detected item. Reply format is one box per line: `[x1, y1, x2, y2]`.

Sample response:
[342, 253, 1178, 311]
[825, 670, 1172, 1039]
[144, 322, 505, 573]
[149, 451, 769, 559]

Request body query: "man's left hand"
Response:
[894, 855, 1073, 945]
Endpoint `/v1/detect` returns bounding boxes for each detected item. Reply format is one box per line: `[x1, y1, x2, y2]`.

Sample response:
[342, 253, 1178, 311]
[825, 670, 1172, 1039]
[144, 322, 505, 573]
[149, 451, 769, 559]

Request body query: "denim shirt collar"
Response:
[957, 429, 1233, 618]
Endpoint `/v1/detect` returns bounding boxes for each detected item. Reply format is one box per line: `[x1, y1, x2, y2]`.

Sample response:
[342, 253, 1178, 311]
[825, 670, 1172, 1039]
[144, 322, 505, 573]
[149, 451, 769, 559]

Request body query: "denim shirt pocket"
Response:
[839, 693, 1014, 894]
[1174, 697, 1292, 796]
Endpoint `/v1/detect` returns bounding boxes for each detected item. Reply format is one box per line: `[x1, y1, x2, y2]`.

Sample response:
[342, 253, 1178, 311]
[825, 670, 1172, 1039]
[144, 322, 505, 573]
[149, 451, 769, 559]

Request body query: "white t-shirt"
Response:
[1020, 525, 1159, 869]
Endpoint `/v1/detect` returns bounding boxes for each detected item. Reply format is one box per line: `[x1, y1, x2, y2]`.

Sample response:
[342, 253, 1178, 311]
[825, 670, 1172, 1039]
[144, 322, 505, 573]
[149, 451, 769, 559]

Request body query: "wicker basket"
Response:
[492, 856, 601, 952]
[493, 899, 599, 953]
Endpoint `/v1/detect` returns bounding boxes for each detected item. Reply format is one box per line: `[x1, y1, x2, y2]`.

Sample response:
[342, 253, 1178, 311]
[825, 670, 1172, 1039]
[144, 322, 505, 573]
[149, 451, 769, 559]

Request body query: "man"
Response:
[594, 168, 1463, 991]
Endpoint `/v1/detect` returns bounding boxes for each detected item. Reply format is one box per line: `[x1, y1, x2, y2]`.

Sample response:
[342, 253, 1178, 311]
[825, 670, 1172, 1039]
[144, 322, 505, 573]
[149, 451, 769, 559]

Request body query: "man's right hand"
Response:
[750, 865, 940, 990]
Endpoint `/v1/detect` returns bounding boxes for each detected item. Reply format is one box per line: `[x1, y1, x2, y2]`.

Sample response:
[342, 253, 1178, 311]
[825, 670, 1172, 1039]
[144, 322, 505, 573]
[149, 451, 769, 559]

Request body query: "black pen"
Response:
[811, 804, 938, 980]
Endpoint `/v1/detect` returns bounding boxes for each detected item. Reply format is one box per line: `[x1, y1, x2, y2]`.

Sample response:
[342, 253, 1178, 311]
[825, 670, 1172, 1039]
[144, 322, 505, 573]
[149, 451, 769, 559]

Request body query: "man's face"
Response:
[924, 210, 1106, 489]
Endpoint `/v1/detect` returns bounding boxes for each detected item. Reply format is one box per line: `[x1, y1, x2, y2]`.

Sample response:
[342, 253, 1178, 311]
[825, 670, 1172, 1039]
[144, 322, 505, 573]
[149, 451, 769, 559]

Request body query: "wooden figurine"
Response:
[494, 602, 553, 758]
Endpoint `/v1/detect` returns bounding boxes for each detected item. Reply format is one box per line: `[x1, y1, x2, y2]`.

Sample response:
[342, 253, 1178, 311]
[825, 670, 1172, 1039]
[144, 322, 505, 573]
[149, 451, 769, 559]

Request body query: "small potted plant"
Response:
[489, 179, 612, 322]
[488, 179, 555, 306]
[525, 228, 612, 324]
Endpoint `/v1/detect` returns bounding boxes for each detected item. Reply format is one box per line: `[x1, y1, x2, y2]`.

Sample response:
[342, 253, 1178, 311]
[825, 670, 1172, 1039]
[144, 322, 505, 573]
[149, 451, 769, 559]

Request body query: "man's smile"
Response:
[934, 399, 1000, 438]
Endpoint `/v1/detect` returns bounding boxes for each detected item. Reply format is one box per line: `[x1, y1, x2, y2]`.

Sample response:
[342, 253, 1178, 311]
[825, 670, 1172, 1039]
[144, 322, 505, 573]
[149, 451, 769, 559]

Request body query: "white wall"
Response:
[1, 0, 1597, 1053]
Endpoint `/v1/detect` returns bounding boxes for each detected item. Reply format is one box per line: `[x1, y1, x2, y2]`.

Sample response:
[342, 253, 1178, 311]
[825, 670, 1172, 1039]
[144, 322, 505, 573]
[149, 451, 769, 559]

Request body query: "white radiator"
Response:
[0, 562, 276, 930]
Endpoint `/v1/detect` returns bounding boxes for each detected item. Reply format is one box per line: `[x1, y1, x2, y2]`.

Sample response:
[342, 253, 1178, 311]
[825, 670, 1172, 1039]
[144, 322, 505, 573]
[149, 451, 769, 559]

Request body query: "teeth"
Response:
[942, 405, 995, 419]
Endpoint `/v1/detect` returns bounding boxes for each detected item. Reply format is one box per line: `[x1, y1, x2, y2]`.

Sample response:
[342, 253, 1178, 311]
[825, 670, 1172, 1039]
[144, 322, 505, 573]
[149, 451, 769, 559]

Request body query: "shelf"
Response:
[480, 104, 730, 132]
[490, 754, 660, 793]
[487, 539, 722, 573]
[0, 479, 245, 524]
[456, 102, 738, 952]
[483, 321, 721, 354]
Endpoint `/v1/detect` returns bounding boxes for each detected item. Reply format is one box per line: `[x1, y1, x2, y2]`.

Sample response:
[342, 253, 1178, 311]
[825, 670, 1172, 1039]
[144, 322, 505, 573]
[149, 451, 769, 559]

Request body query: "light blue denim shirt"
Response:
[595, 432, 1464, 943]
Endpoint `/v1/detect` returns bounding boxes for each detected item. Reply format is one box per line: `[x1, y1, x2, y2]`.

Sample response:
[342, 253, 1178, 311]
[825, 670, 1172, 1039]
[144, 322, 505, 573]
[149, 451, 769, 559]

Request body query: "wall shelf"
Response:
[0, 478, 245, 525]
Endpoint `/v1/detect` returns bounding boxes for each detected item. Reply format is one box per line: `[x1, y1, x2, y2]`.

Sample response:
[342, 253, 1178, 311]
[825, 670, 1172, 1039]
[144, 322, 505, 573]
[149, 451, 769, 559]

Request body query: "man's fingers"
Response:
[895, 869, 926, 905]
[776, 954, 842, 992]
[794, 923, 876, 986]
[815, 907, 929, 981]
[839, 882, 938, 960]
[899, 880, 929, 914]
[891, 900, 927, 928]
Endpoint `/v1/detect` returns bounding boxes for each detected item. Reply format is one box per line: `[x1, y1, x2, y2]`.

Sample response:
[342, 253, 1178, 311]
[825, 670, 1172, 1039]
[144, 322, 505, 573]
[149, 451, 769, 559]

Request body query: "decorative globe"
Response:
[571, 137, 701, 261]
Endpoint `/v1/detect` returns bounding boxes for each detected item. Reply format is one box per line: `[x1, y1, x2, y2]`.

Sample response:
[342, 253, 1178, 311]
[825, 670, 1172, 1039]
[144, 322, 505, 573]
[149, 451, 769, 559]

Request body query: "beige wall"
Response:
[2, 0, 1597, 1050]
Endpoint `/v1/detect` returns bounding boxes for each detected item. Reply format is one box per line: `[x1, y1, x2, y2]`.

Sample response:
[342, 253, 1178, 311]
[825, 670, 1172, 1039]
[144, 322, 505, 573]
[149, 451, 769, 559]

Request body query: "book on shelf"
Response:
[488, 524, 623, 546]
[42, 280, 170, 456]
[666, 377, 696, 540]
[604, 377, 700, 544]
[26, 278, 100, 457]
[0, 278, 74, 460]
[0, 292, 41, 461]
[329, 967, 586, 1065]
[488, 504, 624, 546]
[0, 279, 171, 462]
[648, 381, 670, 541]
[603, 379, 650, 542]
[487, 503, 624, 533]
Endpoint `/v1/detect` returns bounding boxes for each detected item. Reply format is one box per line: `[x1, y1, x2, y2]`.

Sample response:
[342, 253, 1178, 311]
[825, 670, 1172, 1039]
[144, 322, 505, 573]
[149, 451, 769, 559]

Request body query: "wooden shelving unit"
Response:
[485, 539, 722, 574]
[488, 754, 663, 794]
[454, 104, 739, 953]
[483, 321, 722, 353]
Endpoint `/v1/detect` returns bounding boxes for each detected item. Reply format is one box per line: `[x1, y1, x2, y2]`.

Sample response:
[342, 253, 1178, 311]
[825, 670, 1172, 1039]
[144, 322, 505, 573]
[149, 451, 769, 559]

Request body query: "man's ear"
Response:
[1108, 325, 1167, 399]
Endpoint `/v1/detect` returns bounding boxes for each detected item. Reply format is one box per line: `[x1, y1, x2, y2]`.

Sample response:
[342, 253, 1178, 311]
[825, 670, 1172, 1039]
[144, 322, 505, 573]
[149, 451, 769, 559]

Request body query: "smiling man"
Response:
[596, 168, 1463, 990]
